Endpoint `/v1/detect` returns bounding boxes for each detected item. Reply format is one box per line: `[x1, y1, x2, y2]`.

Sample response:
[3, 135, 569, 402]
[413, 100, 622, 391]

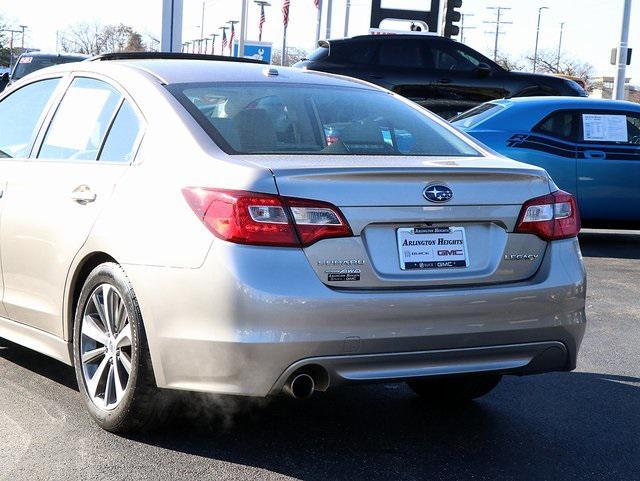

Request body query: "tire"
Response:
[72, 262, 166, 433]
[407, 374, 502, 405]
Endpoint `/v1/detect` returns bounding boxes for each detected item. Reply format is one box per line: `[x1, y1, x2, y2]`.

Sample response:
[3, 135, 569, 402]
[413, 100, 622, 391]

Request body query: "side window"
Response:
[534, 111, 577, 141]
[38, 77, 122, 161]
[580, 111, 640, 145]
[98, 100, 142, 163]
[0, 78, 59, 158]
[377, 40, 428, 69]
[431, 44, 482, 72]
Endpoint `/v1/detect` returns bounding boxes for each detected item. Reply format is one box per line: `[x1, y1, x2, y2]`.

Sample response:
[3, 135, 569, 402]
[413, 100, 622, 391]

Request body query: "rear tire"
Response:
[73, 262, 167, 433]
[407, 374, 502, 405]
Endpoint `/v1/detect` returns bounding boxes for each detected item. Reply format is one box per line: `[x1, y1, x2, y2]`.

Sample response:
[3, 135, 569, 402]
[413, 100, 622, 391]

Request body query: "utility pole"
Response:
[315, 0, 323, 44]
[613, 0, 632, 100]
[459, 13, 475, 44]
[19, 25, 28, 50]
[556, 22, 565, 71]
[484, 7, 512, 62]
[344, 0, 351, 37]
[533, 6, 549, 72]
[325, 0, 333, 39]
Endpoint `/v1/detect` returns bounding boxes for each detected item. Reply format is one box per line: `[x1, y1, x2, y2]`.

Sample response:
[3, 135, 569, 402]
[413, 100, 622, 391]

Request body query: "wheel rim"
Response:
[80, 284, 132, 411]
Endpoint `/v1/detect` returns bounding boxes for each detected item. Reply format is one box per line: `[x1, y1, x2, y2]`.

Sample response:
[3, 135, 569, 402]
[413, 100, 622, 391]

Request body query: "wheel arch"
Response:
[64, 251, 118, 342]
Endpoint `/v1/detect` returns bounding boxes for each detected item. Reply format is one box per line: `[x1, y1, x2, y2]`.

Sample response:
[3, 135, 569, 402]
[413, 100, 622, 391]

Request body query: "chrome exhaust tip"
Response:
[284, 373, 315, 400]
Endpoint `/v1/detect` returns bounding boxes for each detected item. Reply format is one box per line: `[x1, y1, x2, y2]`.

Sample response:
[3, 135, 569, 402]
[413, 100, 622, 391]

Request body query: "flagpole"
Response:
[315, 0, 323, 45]
[282, 24, 287, 66]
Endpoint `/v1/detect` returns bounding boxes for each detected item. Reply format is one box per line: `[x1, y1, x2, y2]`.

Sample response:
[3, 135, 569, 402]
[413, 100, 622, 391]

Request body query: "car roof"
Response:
[18, 51, 88, 59]
[493, 96, 640, 111]
[31, 58, 383, 89]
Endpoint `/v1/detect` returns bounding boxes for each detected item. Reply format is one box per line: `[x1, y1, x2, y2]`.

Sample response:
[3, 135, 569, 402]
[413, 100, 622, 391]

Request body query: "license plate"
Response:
[397, 226, 469, 270]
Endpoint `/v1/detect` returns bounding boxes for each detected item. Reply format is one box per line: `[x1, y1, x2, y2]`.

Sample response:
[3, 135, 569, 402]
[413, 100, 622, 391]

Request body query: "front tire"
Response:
[407, 374, 502, 405]
[73, 262, 165, 433]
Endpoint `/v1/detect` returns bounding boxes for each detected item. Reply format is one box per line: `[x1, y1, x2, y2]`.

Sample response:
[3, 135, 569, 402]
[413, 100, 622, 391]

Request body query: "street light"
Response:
[533, 6, 549, 73]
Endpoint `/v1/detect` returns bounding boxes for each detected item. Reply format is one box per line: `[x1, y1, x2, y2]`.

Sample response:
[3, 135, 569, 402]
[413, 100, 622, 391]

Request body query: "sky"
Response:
[1, 0, 638, 82]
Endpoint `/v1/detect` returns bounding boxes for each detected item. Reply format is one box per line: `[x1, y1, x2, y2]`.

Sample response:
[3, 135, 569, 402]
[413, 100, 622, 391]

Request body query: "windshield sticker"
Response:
[582, 114, 628, 142]
[19, 56, 33, 64]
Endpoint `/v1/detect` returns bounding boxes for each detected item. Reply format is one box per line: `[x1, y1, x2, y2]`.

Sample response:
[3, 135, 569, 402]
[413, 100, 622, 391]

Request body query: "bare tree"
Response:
[271, 47, 308, 66]
[495, 53, 525, 72]
[525, 48, 594, 86]
[60, 22, 147, 55]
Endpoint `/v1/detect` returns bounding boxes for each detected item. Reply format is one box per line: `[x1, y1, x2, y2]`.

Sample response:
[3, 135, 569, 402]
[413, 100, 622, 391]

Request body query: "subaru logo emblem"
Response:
[423, 184, 453, 203]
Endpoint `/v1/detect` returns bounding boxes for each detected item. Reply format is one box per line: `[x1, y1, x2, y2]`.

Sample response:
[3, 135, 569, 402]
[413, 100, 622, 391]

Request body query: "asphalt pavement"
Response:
[1, 230, 639, 481]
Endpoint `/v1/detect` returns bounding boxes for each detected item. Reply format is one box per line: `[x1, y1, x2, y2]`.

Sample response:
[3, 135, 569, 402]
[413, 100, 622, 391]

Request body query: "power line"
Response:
[484, 6, 512, 61]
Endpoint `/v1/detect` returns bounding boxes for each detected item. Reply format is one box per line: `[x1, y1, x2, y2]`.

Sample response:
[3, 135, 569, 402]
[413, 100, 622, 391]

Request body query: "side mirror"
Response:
[474, 63, 492, 78]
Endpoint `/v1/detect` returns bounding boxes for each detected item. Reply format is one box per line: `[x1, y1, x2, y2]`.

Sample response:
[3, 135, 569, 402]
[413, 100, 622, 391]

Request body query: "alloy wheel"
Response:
[80, 284, 132, 410]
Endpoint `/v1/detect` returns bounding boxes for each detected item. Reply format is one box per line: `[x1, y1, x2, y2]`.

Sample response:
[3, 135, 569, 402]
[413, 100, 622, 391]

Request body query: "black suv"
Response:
[295, 35, 587, 118]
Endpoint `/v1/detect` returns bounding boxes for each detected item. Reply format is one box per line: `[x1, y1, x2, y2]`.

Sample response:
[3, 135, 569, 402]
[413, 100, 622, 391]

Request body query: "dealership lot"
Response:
[0, 230, 637, 481]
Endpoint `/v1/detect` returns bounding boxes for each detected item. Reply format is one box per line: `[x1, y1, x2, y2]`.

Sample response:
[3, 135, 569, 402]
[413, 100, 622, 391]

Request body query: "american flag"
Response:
[229, 23, 235, 54]
[258, 4, 266, 41]
[221, 29, 228, 53]
[282, 0, 290, 28]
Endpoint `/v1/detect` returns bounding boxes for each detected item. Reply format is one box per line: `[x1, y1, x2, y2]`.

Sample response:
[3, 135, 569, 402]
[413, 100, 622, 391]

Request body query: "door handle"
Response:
[584, 150, 606, 160]
[71, 185, 97, 204]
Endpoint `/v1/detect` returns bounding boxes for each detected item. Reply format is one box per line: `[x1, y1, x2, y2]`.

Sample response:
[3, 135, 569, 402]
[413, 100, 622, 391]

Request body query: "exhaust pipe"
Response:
[284, 373, 315, 399]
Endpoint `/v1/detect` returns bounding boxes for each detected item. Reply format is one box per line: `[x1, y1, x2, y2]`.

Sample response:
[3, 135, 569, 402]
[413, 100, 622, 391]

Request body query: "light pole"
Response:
[613, 0, 633, 100]
[343, 0, 351, 37]
[556, 22, 564, 71]
[533, 6, 549, 72]
[315, 0, 323, 44]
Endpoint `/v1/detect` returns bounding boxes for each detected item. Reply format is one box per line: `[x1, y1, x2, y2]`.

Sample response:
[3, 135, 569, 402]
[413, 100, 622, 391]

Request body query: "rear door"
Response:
[427, 42, 508, 117]
[576, 110, 640, 224]
[0, 75, 144, 336]
[372, 38, 437, 107]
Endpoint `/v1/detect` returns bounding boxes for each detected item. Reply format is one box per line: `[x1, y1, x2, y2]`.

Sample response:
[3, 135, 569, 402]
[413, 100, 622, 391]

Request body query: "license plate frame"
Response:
[397, 226, 469, 270]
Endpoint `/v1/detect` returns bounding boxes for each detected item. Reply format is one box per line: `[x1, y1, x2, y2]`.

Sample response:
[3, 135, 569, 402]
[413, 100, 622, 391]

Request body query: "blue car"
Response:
[452, 97, 640, 229]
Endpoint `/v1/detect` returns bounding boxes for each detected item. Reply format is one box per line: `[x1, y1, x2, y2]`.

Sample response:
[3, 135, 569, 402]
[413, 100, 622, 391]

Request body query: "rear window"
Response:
[451, 103, 504, 129]
[169, 82, 480, 157]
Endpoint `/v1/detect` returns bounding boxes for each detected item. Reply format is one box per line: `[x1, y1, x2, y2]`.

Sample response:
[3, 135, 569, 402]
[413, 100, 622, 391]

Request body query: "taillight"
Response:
[182, 188, 352, 247]
[515, 190, 581, 241]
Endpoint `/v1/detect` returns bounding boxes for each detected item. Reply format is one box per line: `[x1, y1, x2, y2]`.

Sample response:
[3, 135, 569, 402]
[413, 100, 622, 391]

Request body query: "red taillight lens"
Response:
[515, 190, 581, 241]
[182, 188, 352, 247]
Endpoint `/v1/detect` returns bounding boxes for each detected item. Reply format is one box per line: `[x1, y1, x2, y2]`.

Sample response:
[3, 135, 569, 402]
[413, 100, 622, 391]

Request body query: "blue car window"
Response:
[578, 111, 640, 145]
[534, 111, 577, 141]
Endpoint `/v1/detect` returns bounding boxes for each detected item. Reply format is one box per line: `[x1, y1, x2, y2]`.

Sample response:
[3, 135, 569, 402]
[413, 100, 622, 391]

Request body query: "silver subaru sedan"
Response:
[0, 53, 586, 433]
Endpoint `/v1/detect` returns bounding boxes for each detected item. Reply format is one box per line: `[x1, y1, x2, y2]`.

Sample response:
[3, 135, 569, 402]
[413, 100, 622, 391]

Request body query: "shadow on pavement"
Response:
[579, 231, 640, 259]
[130, 371, 640, 481]
[0, 337, 78, 391]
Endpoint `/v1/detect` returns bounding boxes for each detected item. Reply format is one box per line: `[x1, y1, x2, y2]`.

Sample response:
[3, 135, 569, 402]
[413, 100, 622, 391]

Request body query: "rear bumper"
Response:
[270, 341, 569, 394]
[123, 237, 586, 397]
